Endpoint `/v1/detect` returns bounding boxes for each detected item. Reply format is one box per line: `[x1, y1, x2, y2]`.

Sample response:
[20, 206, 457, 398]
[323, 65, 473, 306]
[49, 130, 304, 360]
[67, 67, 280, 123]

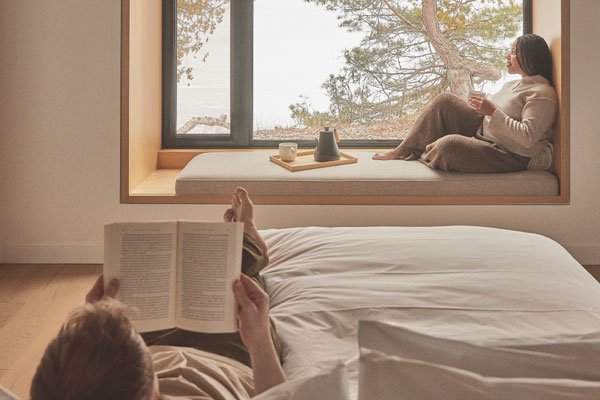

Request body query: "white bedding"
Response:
[259, 226, 600, 398]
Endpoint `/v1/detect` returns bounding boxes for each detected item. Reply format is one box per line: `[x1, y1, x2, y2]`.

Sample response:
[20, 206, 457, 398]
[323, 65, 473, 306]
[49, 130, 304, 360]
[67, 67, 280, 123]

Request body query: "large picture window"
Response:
[163, 0, 532, 149]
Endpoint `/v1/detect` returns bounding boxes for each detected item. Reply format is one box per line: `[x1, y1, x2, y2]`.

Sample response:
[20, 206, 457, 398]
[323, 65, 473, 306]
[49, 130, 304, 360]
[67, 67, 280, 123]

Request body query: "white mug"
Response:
[279, 142, 298, 162]
[468, 90, 487, 99]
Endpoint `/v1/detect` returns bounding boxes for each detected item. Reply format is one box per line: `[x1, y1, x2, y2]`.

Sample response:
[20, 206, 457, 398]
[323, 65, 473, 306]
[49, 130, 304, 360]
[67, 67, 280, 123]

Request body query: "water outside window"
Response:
[176, 0, 523, 141]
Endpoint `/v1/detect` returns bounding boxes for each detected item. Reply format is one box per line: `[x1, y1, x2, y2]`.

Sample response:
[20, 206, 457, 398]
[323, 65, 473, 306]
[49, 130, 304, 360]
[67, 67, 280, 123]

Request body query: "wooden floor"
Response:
[0, 264, 101, 399]
[0, 263, 599, 399]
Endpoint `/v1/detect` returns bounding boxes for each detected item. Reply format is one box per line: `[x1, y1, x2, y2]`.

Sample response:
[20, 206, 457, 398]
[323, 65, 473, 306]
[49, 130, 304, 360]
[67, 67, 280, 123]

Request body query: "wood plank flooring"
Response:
[0, 264, 101, 399]
[0, 263, 598, 399]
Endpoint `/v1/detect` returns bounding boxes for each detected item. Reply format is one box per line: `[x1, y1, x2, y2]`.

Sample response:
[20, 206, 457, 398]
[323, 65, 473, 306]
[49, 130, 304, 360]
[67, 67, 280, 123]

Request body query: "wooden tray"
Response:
[269, 150, 357, 172]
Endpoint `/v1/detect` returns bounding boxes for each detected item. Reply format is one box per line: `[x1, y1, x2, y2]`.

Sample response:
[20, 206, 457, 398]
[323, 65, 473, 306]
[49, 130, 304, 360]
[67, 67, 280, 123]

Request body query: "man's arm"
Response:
[233, 274, 286, 395]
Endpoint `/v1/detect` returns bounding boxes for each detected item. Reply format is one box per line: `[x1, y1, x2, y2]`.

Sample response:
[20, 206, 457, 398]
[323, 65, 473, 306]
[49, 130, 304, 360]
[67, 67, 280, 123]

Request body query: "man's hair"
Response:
[31, 299, 155, 400]
[516, 33, 553, 84]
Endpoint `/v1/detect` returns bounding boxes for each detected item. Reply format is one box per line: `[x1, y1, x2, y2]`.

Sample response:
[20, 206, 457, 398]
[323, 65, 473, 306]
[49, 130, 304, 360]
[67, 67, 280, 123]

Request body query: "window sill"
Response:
[123, 149, 566, 205]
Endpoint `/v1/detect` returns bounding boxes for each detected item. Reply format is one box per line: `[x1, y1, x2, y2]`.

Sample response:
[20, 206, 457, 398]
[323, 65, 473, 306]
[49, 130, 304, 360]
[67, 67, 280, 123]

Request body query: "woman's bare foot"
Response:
[229, 187, 268, 253]
[372, 149, 400, 160]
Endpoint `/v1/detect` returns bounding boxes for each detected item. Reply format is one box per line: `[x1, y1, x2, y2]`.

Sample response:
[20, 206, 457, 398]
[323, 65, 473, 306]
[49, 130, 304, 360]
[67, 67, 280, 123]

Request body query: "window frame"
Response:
[161, 0, 532, 150]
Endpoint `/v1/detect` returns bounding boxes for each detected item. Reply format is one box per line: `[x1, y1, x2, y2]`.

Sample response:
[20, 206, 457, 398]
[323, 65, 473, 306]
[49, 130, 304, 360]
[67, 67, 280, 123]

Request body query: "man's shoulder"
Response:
[150, 346, 255, 399]
[150, 345, 251, 369]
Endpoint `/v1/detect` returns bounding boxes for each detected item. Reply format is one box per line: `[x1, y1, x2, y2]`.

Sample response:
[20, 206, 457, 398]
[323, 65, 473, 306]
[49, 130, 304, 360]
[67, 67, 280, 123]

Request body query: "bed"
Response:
[258, 226, 600, 399]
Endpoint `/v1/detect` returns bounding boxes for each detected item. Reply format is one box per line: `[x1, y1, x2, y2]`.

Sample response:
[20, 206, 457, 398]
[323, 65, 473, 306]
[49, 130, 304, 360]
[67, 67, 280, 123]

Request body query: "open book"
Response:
[104, 220, 243, 333]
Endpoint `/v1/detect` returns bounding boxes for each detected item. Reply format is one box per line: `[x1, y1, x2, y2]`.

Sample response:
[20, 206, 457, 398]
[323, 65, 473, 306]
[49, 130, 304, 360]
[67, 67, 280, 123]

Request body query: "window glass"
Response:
[253, 0, 524, 142]
[253, 0, 363, 141]
[168, 0, 527, 147]
[176, 0, 230, 136]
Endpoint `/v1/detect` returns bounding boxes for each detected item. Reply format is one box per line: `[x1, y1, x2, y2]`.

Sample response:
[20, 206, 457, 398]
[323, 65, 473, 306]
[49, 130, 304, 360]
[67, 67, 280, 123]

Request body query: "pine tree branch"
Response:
[381, 0, 422, 31]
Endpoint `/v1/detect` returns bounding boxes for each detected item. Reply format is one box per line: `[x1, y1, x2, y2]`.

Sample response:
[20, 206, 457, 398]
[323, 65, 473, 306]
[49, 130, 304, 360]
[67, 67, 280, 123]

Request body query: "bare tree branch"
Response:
[176, 115, 230, 134]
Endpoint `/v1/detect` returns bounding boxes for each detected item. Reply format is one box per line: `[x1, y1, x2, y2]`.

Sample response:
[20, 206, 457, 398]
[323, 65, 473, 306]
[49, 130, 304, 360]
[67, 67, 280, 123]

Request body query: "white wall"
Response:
[1, 0, 599, 264]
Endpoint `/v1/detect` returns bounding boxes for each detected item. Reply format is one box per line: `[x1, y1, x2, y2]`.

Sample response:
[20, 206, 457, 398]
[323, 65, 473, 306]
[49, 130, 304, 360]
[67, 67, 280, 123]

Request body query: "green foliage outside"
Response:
[290, 0, 522, 128]
[176, 0, 522, 132]
[177, 0, 230, 83]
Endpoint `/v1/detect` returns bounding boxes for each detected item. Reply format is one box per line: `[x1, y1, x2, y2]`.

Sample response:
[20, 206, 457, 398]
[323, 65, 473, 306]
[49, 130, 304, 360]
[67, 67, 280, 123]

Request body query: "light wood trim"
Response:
[121, 0, 163, 201]
[532, 0, 570, 203]
[559, 0, 570, 203]
[130, 169, 178, 195]
[123, 193, 569, 205]
[128, 0, 162, 192]
[120, 0, 130, 203]
[123, 1, 570, 205]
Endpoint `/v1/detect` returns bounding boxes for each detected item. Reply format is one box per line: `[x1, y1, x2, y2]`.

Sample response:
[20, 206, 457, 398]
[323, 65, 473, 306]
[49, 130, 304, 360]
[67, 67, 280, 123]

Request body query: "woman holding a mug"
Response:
[372, 34, 557, 173]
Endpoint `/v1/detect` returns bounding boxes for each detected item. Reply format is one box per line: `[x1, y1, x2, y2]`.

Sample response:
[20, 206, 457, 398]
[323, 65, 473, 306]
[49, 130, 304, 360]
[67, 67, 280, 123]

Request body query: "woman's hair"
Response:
[515, 33, 553, 84]
[30, 299, 155, 400]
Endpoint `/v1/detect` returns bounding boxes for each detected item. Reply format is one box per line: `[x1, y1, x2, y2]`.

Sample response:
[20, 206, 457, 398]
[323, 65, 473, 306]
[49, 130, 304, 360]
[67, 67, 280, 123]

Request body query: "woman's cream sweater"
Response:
[481, 75, 557, 158]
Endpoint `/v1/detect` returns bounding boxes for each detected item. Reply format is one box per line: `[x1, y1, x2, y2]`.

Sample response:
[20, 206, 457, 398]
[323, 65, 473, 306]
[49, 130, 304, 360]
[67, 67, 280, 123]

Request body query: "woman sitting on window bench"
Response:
[373, 34, 557, 173]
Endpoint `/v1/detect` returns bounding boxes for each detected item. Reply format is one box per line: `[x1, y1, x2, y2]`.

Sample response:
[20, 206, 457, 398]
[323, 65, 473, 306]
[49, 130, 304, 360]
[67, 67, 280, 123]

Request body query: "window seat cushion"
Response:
[175, 152, 558, 197]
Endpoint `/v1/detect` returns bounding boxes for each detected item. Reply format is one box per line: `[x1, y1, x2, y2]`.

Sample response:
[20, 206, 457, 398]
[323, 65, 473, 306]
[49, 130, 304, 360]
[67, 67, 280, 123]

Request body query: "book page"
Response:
[176, 221, 243, 333]
[104, 222, 178, 333]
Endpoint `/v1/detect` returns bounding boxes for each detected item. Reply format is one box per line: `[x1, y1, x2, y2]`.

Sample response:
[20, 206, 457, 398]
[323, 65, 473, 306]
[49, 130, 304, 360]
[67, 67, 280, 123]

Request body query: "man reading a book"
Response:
[30, 188, 286, 399]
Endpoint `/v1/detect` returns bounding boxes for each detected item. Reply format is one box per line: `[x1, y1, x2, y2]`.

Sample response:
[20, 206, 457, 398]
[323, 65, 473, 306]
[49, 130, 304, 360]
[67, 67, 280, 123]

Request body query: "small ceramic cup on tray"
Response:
[279, 142, 298, 162]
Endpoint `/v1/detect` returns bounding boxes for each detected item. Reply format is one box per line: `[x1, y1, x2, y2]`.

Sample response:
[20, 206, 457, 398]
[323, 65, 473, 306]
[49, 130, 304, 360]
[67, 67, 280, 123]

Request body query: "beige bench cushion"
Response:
[175, 152, 558, 196]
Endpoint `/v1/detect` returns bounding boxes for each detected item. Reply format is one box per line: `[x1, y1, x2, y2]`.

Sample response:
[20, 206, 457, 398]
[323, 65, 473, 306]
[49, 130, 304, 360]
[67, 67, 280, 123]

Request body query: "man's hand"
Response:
[233, 274, 286, 394]
[233, 274, 271, 350]
[85, 274, 120, 303]
[469, 96, 497, 116]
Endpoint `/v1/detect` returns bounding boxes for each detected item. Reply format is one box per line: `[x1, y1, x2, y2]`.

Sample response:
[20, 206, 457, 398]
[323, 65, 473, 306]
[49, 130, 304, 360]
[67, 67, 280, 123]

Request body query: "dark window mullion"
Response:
[231, 0, 253, 146]
[161, 0, 177, 148]
[523, 0, 532, 34]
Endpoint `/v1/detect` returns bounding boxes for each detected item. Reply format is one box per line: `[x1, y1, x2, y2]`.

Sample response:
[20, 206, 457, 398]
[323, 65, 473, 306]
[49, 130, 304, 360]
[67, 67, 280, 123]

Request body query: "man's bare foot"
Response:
[230, 187, 268, 253]
[223, 207, 235, 223]
[372, 149, 400, 160]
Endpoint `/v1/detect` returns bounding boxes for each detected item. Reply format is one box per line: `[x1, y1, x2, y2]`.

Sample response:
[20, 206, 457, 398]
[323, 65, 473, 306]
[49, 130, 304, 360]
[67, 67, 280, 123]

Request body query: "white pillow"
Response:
[252, 361, 349, 400]
[358, 320, 600, 380]
[358, 320, 600, 400]
[359, 349, 600, 400]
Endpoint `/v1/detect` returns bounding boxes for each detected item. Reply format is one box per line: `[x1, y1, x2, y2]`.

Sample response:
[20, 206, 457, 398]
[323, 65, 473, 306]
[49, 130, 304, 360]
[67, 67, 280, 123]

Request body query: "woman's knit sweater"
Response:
[481, 75, 557, 158]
